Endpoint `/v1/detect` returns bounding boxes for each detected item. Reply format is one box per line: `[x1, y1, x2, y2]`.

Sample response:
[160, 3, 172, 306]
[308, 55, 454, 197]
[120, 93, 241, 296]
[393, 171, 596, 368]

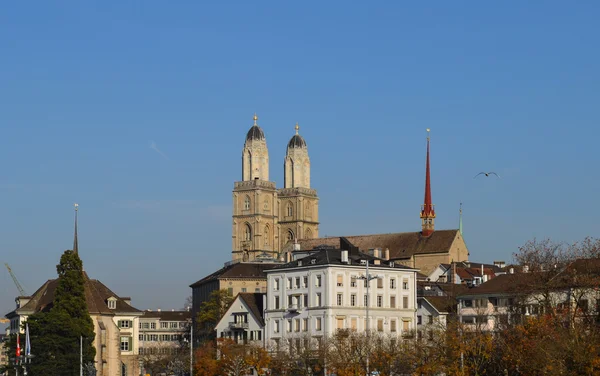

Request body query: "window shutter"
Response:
[128, 336, 133, 351]
[117, 320, 122, 328]
[129, 320, 133, 328]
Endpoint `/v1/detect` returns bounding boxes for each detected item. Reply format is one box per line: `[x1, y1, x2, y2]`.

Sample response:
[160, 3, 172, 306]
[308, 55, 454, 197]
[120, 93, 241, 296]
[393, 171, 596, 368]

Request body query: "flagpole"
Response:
[80, 336, 83, 376]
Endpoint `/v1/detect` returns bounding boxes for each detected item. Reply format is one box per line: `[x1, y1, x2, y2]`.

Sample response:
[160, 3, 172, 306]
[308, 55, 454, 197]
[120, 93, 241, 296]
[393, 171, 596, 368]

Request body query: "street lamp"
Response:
[355, 259, 380, 376]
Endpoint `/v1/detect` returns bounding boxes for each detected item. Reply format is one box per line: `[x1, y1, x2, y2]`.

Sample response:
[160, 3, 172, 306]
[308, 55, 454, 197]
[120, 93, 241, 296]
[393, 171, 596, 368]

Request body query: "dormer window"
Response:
[107, 297, 117, 310]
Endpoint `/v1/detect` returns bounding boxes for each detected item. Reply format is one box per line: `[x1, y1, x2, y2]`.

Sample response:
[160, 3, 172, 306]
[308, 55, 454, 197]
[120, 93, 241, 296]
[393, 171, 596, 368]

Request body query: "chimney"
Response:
[157, 308, 161, 312]
[384, 248, 390, 261]
[493, 260, 506, 268]
[483, 274, 488, 283]
[293, 238, 301, 252]
[341, 250, 349, 264]
[481, 264, 484, 277]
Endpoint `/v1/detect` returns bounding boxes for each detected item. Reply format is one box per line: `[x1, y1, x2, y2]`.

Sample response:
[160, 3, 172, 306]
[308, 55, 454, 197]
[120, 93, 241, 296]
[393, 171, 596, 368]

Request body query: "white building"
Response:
[215, 293, 265, 346]
[264, 241, 418, 348]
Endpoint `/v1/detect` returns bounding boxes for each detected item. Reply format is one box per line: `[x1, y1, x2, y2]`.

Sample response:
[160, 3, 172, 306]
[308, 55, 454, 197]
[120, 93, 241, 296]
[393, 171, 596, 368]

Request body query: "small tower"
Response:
[284, 123, 310, 189]
[242, 114, 270, 181]
[279, 123, 319, 249]
[420, 129, 436, 237]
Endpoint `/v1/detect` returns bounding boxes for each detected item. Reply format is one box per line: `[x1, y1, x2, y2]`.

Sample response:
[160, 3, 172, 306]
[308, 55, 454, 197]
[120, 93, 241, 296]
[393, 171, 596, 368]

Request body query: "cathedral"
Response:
[231, 114, 319, 262]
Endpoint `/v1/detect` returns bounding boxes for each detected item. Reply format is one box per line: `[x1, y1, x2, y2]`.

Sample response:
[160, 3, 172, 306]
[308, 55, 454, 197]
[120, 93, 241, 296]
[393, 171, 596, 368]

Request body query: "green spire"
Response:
[459, 202, 463, 235]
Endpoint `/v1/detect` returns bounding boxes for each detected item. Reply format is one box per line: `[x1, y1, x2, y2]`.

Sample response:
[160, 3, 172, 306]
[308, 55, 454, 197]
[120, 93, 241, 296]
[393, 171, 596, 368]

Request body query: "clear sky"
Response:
[1, 2, 599, 319]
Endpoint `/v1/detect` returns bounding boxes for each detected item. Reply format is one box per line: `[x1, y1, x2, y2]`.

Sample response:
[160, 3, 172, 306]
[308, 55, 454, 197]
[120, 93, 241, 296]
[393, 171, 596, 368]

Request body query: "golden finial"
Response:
[295, 123, 299, 135]
[253, 113, 258, 126]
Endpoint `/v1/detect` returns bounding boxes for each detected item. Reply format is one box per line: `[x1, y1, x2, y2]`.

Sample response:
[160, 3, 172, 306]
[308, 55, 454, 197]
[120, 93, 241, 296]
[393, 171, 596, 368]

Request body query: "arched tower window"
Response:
[264, 225, 270, 246]
[244, 224, 252, 241]
[244, 196, 251, 211]
[286, 229, 295, 243]
[286, 202, 293, 217]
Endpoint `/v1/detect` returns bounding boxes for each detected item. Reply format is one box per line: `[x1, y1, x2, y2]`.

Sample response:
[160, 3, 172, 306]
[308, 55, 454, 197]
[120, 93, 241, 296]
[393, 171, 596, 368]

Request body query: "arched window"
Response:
[286, 229, 295, 243]
[286, 202, 293, 217]
[244, 196, 251, 210]
[264, 226, 270, 246]
[244, 224, 252, 241]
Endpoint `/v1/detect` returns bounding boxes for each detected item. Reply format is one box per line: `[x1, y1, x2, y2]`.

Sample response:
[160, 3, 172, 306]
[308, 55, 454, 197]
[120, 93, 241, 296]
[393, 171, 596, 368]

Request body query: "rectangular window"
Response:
[295, 319, 300, 332]
[403, 320, 409, 332]
[336, 318, 344, 329]
[364, 279, 368, 288]
[390, 320, 397, 332]
[377, 319, 383, 332]
[351, 294, 356, 307]
[403, 296, 409, 309]
[303, 276, 308, 288]
[288, 295, 293, 308]
[403, 280, 409, 290]
[417, 315, 422, 325]
[274, 278, 280, 291]
[351, 277, 357, 287]
[351, 318, 358, 330]
[316, 275, 322, 287]
[274, 296, 280, 309]
[316, 293, 322, 307]
[337, 275, 343, 287]
[377, 278, 383, 289]
[287, 320, 292, 332]
[228, 288, 233, 295]
[377, 295, 383, 308]
[241, 288, 247, 292]
[364, 295, 368, 307]
[139, 334, 144, 341]
[390, 296, 396, 308]
[170, 322, 178, 328]
[390, 279, 396, 289]
[119, 320, 131, 329]
[287, 278, 292, 289]
[274, 320, 280, 333]
[303, 294, 308, 308]
[161, 322, 168, 329]
[142, 323, 149, 329]
[303, 318, 308, 332]
[337, 293, 343, 306]
[428, 315, 434, 324]
[120, 336, 130, 352]
[316, 317, 322, 331]
[295, 277, 300, 289]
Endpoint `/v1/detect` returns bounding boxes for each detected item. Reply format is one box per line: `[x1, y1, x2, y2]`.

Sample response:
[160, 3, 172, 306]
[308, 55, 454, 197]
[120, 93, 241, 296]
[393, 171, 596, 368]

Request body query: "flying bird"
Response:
[474, 172, 500, 179]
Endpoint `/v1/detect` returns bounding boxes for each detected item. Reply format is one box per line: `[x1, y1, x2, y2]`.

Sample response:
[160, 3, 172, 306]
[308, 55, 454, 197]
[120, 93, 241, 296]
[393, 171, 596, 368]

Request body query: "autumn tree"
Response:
[193, 341, 219, 376]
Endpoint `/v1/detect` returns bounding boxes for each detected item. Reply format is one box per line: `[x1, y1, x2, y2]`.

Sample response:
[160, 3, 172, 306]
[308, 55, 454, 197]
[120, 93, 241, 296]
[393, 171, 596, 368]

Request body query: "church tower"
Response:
[232, 114, 279, 262]
[420, 128, 436, 237]
[278, 123, 319, 249]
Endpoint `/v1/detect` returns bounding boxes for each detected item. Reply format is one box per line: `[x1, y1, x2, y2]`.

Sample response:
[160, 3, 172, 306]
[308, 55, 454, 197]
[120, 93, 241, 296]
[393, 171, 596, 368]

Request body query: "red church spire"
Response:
[420, 129, 435, 236]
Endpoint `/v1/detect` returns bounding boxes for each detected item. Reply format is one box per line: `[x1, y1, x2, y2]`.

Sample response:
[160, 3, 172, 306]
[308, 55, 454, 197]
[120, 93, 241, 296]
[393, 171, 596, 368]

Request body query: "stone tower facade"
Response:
[232, 116, 319, 262]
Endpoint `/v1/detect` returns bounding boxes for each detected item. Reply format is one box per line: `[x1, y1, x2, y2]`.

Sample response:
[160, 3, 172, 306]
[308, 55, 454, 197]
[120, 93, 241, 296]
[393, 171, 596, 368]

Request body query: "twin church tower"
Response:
[232, 114, 319, 262]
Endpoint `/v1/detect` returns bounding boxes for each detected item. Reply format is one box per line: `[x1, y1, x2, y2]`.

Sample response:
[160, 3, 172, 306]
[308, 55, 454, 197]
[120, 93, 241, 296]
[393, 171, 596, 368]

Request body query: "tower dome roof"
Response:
[287, 123, 307, 149]
[246, 114, 265, 141]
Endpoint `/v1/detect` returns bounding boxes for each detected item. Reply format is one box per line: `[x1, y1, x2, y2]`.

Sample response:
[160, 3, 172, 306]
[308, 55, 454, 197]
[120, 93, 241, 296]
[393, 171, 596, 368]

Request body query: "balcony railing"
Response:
[229, 322, 249, 329]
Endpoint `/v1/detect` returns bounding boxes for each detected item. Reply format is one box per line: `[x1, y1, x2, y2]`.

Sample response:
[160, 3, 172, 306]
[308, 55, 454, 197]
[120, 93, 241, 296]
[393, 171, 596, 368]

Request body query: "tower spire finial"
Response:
[295, 122, 299, 135]
[420, 129, 435, 236]
[73, 203, 79, 254]
[459, 202, 463, 235]
[253, 113, 258, 126]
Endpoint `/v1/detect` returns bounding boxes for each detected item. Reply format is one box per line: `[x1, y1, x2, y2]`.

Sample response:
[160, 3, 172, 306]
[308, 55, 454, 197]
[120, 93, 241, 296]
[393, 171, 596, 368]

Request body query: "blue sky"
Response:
[1, 1, 599, 318]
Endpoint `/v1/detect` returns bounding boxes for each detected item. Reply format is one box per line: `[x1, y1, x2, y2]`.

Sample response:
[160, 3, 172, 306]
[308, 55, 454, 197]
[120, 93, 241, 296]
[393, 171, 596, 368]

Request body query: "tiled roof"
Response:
[296, 229, 460, 260]
[141, 310, 192, 321]
[423, 296, 457, 314]
[190, 262, 278, 288]
[13, 272, 141, 315]
[269, 248, 416, 271]
[458, 273, 543, 297]
[238, 293, 265, 327]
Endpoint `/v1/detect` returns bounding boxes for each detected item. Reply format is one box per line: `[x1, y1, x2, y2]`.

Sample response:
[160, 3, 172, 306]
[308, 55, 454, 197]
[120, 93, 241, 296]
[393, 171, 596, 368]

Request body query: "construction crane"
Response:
[4, 263, 27, 296]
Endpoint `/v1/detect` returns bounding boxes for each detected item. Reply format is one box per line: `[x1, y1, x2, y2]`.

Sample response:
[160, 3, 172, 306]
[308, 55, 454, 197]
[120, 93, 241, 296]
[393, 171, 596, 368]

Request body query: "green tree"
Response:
[26, 250, 96, 376]
[196, 289, 233, 339]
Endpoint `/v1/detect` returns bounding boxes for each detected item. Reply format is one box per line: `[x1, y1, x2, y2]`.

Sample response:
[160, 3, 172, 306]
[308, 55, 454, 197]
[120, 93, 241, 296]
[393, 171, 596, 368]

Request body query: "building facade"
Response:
[215, 293, 265, 346]
[264, 241, 418, 348]
[232, 115, 319, 262]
